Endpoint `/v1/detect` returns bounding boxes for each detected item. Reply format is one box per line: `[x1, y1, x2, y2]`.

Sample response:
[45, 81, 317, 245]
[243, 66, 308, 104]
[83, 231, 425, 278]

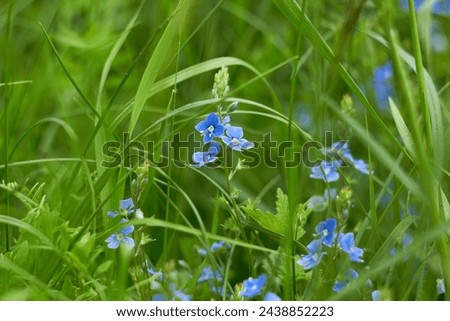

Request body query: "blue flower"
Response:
[172, 286, 192, 301]
[148, 267, 163, 281]
[195, 113, 225, 143]
[338, 232, 364, 262]
[192, 141, 221, 167]
[351, 159, 370, 175]
[297, 239, 326, 270]
[372, 290, 381, 301]
[373, 61, 394, 110]
[198, 240, 231, 256]
[240, 274, 267, 298]
[210, 240, 231, 252]
[332, 269, 359, 292]
[316, 218, 337, 247]
[264, 292, 282, 301]
[198, 267, 223, 283]
[326, 142, 371, 175]
[107, 198, 135, 218]
[308, 195, 327, 212]
[308, 189, 337, 212]
[152, 294, 166, 301]
[222, 115, 231, 128]
[310, 161, 340, 182]
[390, 233, 413, 255]
[105, 219, 135, 249]
[221, 125, 254, 151]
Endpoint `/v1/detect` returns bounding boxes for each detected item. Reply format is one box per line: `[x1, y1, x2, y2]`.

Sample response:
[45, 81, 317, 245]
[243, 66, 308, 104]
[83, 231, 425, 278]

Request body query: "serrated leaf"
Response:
[242, 188, 289, 235]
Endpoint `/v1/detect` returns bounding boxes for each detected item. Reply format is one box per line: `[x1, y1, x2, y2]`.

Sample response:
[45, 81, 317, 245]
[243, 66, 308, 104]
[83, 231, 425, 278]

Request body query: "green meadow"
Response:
[1, 0, 450, 301]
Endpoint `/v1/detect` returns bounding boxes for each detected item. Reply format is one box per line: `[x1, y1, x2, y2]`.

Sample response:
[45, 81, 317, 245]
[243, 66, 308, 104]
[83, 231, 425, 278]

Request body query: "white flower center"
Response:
[208, 125, 215, 132]
[231, 138, 240, 145]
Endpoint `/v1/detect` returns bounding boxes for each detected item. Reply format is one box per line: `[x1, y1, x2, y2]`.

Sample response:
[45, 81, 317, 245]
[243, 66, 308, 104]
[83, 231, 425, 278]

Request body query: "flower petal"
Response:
[122, 236, 135, 249]
[226, 125, 243, 139]
[120, 198, 134, 211]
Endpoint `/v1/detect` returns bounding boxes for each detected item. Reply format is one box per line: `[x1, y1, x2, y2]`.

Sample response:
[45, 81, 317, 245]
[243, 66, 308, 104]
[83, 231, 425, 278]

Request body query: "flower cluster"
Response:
[309, 142, 371, 182]
[193, 111, 254, 167]
[192, 67, 254, 168]
[297, 218, 364, 270]
[105, 198, 142, 249]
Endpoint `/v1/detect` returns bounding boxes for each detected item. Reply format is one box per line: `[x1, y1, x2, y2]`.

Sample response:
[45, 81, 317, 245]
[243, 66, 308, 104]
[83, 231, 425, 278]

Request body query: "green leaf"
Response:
[243, 189, 287, 235]
[388, 97, 415, 159]
[128, 0, 194, 135]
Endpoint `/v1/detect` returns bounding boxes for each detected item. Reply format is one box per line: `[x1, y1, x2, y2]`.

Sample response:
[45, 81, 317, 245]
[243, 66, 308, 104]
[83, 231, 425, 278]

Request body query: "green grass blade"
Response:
[128, 0, 194, 135]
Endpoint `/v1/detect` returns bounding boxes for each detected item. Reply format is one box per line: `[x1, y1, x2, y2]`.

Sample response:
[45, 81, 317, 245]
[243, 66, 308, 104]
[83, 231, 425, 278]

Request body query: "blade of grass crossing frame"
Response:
[128, 0, 194, 135]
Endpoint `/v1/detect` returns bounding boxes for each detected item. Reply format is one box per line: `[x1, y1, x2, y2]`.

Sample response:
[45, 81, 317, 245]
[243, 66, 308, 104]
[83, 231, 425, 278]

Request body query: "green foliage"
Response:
[242, 188, 311, 240]
[1, 0, 450, 302]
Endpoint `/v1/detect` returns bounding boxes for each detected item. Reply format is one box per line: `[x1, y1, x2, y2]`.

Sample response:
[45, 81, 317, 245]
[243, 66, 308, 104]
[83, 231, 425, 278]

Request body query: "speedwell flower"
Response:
[198, 267, 223, 283]
[107, 198, 135, 218]
[316, 218, 337, 247]
[105, 219, 135, 249]
[310, 161, 340, 182]
[297, 239, 326, 270]
[192, 141, 221, 167]
[195, 113, 225, 143]
[338, 232, 364, 262]
[239, 274, 267, 299]
[221, 125, 254, 151]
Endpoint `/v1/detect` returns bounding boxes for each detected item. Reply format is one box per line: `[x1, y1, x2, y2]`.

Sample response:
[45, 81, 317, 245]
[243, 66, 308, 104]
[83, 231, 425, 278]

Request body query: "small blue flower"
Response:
[297, 239, 326, 270]
[264, 292, 282, 301]
[210, 240, 231, 252]
[105, 219, 135, 249]
[198, 240, 231, 256]
[222, 115, 231, 128]
[390, 233, 413, 255]
[107, 198, 135, 218]
[152, 294, 166, 301]
[372, 290, 381, 301]
[198, 267, 223, 283]
[432, 0, 450, 14]
[310, 161, 340, 182]
[192, 141, 221, 167]
[148, 267, 163, 281]
[308, 189, 336, 212]
[308, 195, 327, 212]
[172, 286, 191, 301]
[351, 158, 370, 175]
[316, 218, 337, 247]
[373, 61, 394, 110]
[195, 113, 225, 143]
[332, 269, 359, 292]
[338, 232, 364, 262]
[326, 142, 371, 175]
[221, 125, 254, 151]
[240, 274, 267, 298]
